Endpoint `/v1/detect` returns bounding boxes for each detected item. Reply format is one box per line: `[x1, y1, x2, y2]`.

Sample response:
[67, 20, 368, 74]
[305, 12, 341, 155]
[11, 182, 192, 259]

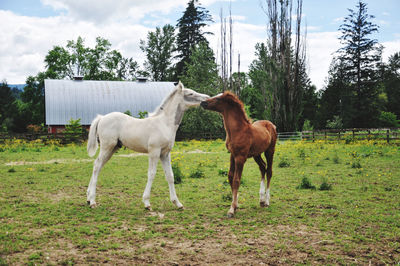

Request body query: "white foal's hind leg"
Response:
[142, 149, 161, 210]
[87, 145, 117, 207]
[161, 152, 183, 209]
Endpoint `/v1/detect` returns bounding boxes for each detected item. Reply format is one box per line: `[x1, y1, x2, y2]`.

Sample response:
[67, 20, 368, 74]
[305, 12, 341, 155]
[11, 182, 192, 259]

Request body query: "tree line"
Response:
[1, 0, 399, 134]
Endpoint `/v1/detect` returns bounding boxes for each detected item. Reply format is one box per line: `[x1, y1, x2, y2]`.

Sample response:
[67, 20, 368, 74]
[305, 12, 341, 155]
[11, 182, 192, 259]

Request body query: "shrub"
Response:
[332, 153, 340, 164]
[218, 168, 228, 176]
[65, 118, 85, 143]
[137, 111, 148, 119]
[278, 156, 291, 168]
[189, 168, 205, 178]
[297, 177, 316, 190]
[319, 180, 332, 191]
[379, 111, 399, 127]
[124, 110, 132, 116]
[326, 115, 343, 129]
[172, 163, 184, 184]
[222, 193, 232, 202]
[351, 160, 362, 169]
[298, 148, 306, 160]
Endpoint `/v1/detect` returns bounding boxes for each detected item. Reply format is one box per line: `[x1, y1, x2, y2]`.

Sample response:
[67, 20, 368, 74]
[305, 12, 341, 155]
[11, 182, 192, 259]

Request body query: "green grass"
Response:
[0, 139, 399, 264]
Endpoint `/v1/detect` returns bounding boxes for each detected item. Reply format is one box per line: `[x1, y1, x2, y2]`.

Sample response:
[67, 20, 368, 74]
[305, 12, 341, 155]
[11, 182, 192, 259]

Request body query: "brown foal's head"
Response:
[200, 91, 251, 122]
[200, 92, 227, 113]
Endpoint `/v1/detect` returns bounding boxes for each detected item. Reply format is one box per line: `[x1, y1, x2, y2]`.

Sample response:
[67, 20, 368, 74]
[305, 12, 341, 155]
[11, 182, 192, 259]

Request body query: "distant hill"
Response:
[5, 84, 25, 99]
[9, 84, 26, 91]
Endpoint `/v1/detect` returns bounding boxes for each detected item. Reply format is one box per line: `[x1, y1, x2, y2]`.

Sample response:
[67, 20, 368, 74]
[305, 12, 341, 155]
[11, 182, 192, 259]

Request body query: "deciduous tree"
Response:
[140, 24, 176, 81]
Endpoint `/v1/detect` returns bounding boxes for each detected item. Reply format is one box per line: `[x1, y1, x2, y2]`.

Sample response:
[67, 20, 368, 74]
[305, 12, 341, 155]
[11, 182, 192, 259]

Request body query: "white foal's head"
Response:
[176, 81, 210, 108]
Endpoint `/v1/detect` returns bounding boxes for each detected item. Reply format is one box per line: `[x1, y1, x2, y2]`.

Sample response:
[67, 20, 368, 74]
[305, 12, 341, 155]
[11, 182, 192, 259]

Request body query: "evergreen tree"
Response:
[337, 0, 381, 127]
[0, 81, 18, 132]
[383, 52, 400, 119]
[140, 24, 176, 81]
[175, 0, 213, 79]
[317, 59, 353, 129]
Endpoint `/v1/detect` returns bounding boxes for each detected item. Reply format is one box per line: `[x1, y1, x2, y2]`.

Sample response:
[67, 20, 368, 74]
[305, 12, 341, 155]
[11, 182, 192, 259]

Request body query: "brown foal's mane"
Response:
[221, 91, 252, 124]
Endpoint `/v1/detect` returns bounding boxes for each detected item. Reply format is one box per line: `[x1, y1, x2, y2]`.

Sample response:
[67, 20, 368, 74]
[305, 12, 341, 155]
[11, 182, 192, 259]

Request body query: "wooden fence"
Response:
[0, 132, 88, 144]
[1, 128, 399, 143]
[278, 128, 400, 143]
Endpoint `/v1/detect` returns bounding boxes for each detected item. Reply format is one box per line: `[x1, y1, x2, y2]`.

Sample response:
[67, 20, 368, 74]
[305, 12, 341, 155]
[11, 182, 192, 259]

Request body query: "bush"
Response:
[297, 177, 316, 190]
[189, 168, 205, 179]
[319, 180, 332, 191]
[351, 160, 362, 169]
[172, 163, 184, 184]
[326, 115, 343, 129]
[218, 168, 228, 176]
[278, 156, 291, 168]
[64, 118, 85, 143]
[222, 193, 232, 202]
[379, 111, 399, 127]
[332, 153, 340, 164]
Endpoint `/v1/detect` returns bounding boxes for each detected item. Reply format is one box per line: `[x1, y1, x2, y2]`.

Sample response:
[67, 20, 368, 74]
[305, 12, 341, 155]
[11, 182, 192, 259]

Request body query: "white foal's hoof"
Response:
[172, 200, 184, 209]
[227, 211, 235, 218]
[89, 202, 97, 208]
[144, 206, 152, 211]
[260, 201, 268, 207]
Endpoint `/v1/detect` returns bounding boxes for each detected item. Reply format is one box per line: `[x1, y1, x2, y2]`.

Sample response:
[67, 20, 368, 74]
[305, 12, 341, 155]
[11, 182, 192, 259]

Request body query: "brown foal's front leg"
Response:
[228, 154, 235, 188]
[228, 156, 246, 218]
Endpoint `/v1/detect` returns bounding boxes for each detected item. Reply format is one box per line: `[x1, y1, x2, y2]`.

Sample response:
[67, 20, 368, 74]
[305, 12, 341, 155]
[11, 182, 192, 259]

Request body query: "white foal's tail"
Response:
[87, 115, 102, 157]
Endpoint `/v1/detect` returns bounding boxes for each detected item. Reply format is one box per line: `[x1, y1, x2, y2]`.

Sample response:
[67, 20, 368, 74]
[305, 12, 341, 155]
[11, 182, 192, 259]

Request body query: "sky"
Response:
[1, 0, 399, 90]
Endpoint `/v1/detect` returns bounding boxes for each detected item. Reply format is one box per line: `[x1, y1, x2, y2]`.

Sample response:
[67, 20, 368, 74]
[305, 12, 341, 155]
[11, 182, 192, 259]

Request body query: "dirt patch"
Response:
[5, 158, 94, 166]
[4, 223, 396, 265]
[4, 150, 215, 166]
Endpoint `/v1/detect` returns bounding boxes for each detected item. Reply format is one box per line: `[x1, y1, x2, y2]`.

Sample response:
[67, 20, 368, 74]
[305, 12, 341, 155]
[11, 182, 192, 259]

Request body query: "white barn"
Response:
[45, 79, 175, 133]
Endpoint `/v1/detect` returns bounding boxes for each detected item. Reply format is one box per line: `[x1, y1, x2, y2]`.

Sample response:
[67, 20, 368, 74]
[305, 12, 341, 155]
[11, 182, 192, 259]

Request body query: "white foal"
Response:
[86, 82, 209, 209]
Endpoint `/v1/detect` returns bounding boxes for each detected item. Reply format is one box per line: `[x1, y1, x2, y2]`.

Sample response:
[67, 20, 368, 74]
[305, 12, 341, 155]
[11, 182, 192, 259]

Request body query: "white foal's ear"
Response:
[177, 81, 184, 91]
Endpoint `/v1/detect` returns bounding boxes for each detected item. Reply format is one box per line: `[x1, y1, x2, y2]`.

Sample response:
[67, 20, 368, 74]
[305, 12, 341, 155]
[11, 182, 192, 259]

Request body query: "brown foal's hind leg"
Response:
[254, 155, 267, 207]
[264, 146, 275, 206]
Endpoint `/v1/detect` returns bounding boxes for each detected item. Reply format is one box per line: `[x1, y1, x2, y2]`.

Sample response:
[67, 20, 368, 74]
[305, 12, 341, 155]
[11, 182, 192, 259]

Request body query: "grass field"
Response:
[0, 139, 399, 265]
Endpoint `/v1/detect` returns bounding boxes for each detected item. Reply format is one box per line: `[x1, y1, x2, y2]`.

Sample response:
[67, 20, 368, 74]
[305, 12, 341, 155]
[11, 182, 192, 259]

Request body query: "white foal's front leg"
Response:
[161, 152, 183, 209]
[142, 150, 160, 210]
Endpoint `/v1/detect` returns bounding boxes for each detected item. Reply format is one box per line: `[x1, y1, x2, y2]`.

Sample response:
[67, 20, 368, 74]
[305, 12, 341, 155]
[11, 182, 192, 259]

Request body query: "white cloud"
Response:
[0, 10, 151, 83]
[41, 0, 187, 23]
[206, 21, 266, 76]
[382, 39, 400, 60]
[306, 31, 341, 90]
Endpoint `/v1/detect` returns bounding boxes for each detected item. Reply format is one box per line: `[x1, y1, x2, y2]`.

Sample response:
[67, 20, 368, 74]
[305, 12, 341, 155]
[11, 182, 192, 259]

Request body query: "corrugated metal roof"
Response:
[45, 79, 175, 125]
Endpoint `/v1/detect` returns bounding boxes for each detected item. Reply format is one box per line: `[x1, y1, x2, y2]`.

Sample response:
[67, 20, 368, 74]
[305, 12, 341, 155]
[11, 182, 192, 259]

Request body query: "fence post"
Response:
[387, 129, 390, 143]
[312, 131, 315, 142]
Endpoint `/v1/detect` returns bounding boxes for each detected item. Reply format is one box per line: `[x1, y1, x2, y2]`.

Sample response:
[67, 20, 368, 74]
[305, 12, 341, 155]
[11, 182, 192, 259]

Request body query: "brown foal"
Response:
[201, 91, 277, 217]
